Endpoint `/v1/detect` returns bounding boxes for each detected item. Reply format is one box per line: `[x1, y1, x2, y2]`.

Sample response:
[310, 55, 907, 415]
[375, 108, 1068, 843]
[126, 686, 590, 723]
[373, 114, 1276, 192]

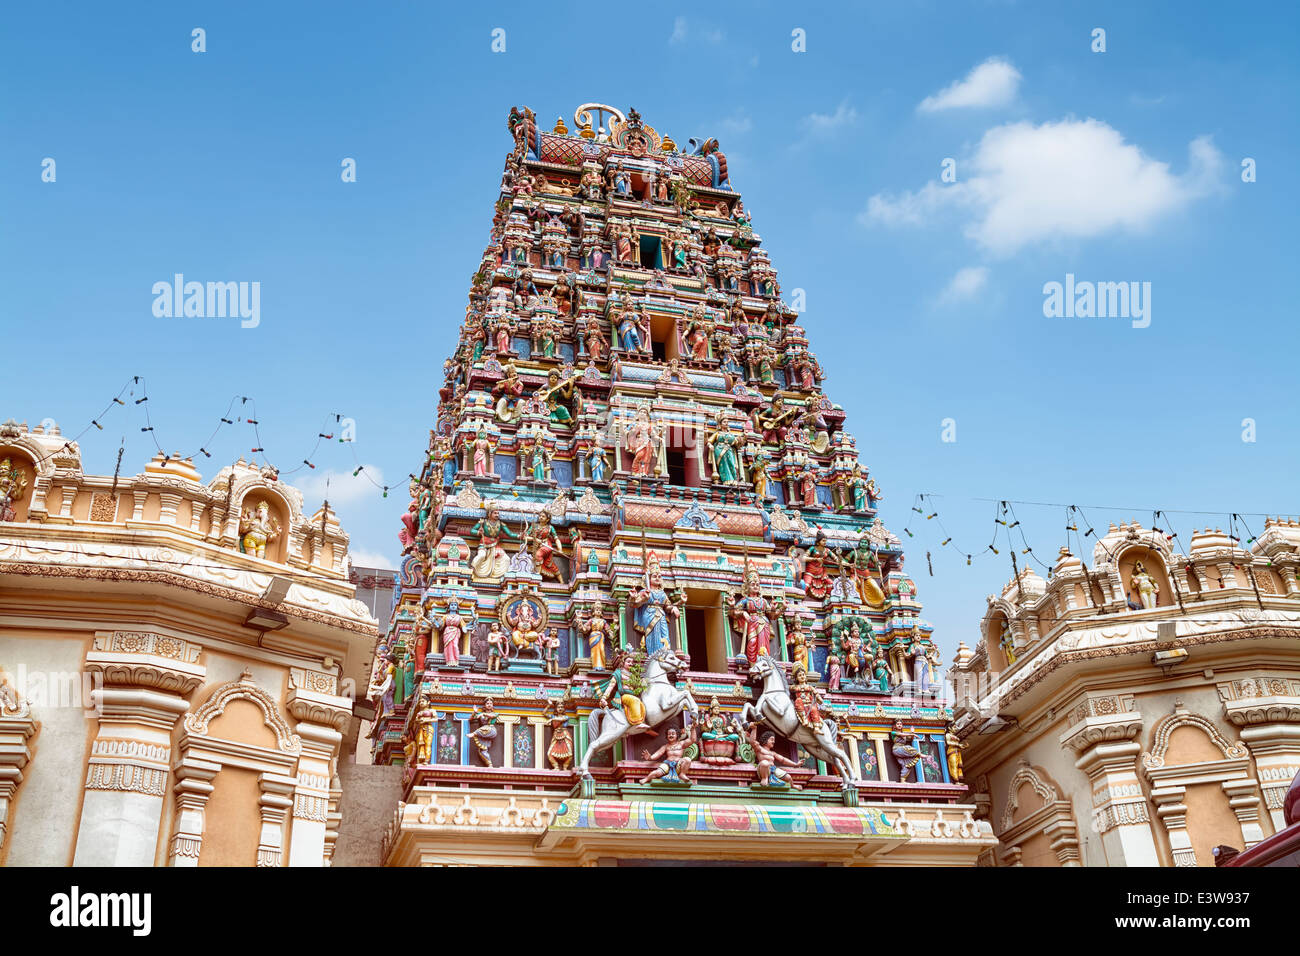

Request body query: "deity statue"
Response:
[707, 412, 741, 485]
[872, 654, 890, 693]
[999, 626, 1018, 665]
[826, 653, 842, 692]
[546, 712, 573, 770]
[412, 693, 436, 765]
[798, 463, 820, 508]
[507, 599, 546, 657]
[435, 599, 474, 667]
[892, 722, 922, 782]
[524, 512, 564, 581]
[412, 601, 434, 673]
[469, 698, 499, 767]
[1131, 560, 1160, 609]
[541, 627, 561, 676]
[538, 369, 577, 425]
[801, 531, 835, 600]
[581, 604, 611, 670]
[589, 444, 610, 484]
[746, 724, 802, 789]
[580, 164, 604, 201]
[945, 731, 965, 782]
[630, 553, 679, 656]
[486, 622, 508, 672]
[616, 305, 644, 353]
[526, 442, 551, 483]
[492, 363, 525, 423]
[727, 564, 778, 664]
[599, 646, 648, 731]
[625, 408, 657, 477]
[470, 501, 516, 583]
[640, 725, 697, 785]
[238, 501, 281, 559]
[790, 664, 826, 732]
[0, 457, 30, 522]
[683, 306, 712, 359]
[585, 321, 608, 362]
[786, 615, 809, 671]
[471, 430, 495, 477]
[698, 696, 745, 765]
[748, 451, 770, 500]
[756, 394, 797, 448]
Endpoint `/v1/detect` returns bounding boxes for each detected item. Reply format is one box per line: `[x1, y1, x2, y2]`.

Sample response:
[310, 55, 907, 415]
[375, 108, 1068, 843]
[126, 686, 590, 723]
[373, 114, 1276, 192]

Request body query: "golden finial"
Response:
[553, 115, 569, 135]
[661, 134, 677, 152]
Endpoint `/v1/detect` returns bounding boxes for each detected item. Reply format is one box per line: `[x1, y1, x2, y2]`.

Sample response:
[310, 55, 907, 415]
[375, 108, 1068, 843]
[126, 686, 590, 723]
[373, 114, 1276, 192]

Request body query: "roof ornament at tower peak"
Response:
[573, 103, 626, 140]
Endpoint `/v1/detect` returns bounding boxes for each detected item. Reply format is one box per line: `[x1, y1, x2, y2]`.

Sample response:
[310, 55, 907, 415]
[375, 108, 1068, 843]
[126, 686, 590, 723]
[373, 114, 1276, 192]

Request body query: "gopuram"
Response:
[370, 104, 995, 865]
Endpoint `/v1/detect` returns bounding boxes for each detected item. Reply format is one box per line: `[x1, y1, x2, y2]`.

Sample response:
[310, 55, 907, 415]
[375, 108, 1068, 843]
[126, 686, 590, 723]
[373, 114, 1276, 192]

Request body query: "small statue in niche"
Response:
[435, 599, 474, 668]
[471, 429, 495, 477]
[238, 501, 281, 559]
[589, 444, 610, 484]
[468, 698, 500, 767]
[640, 724, 697, 785]
[541, 627, 561, 676]
[581, 603, 611, 670]
[486, 622, 509, 672]
[892, 722, 922, 782]
[1130, 560, 1160, 609]
[945, 731, 965, 782]
[546, 711, 573, 770]
[412, 692, 436, 765]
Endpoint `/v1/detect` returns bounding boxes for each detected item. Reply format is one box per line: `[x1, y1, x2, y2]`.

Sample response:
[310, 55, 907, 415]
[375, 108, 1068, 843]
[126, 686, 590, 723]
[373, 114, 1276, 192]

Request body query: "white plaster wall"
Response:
[3, 632, 95, 865]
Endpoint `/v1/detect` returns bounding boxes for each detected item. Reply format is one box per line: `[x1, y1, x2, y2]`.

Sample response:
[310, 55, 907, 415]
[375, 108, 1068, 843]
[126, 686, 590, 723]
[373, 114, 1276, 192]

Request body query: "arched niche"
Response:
[983, 607, 1013, 671]
[1116, 545, 1173, 610]
[0, 447, 41, 523]
[235, 489, 292, 564]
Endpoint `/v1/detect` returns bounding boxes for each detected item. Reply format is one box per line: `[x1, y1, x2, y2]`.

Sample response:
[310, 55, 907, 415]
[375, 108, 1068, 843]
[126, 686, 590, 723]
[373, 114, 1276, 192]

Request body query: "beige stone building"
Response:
[952, 519, 1300, 866]
[0, 420, 378, 866]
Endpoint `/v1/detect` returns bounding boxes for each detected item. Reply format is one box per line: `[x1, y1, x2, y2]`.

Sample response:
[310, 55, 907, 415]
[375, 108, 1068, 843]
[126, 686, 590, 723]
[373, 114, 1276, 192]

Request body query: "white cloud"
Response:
[936, 266, 989, 305]
[919, 57, 1021, 112]
[348, 547, 395, 570]
[862, 119, 1225, 255]
[800, 100, 858, 135]
[296, 465, 386, 508]
[718, 112, 753, 136]
[670, 16, 687, 44]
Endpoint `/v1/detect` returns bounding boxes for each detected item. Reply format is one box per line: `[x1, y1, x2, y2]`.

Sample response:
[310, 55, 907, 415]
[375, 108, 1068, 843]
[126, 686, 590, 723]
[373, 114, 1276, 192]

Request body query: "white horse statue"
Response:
[738, 654, 858, 791]
[578, 647, 700, 778]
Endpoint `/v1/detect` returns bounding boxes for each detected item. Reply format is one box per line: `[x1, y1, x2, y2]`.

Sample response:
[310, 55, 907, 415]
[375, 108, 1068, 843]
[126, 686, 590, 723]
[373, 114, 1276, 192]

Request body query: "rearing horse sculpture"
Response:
[738, 655, 858, 791]
[578, 647, 700, 778]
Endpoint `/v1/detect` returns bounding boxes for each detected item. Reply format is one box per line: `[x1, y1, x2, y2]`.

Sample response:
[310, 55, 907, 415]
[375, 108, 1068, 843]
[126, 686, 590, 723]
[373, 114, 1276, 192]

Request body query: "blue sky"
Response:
[3, 1, 1297, 661]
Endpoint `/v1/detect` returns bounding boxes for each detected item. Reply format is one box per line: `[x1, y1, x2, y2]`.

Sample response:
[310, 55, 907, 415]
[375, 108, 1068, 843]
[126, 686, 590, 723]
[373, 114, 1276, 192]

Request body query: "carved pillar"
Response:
[323, 775, 342, 867]
[74, 631, 204, 867]
[0, 704, 39, 852]
[1148, 785, 1195, 866]
[167, 757, 219, 866]
[1221, 681, 1300, 832]
[256, 773, 297, 867]
[1062, 700, 1158, 867]
[286, 678, 350, 867]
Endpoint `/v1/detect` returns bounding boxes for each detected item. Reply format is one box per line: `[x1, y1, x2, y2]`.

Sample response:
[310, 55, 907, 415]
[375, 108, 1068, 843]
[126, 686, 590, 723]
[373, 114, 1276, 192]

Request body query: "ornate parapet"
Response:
[384, 784, 993, 866]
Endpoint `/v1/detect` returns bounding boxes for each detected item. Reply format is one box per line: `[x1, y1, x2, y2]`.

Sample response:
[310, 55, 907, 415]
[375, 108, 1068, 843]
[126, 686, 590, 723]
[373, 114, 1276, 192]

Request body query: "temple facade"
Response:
[371, 104, 995, 865]
[953, 520, 1300, 867]
[0, 420, 378, 866]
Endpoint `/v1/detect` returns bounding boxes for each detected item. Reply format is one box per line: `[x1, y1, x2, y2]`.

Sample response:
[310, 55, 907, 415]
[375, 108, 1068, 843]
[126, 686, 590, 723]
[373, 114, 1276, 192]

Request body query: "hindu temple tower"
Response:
[368, 104, 995, 865]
